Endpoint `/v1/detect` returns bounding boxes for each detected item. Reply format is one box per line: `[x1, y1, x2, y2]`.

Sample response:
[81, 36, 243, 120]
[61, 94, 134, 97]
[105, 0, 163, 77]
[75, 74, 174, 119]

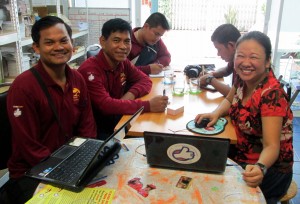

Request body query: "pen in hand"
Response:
[163, 89, 170, 104]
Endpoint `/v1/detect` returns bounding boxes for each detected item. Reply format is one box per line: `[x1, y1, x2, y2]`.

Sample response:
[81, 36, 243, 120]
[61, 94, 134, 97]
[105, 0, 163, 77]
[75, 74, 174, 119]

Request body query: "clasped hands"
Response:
[242, 164, 264, 188]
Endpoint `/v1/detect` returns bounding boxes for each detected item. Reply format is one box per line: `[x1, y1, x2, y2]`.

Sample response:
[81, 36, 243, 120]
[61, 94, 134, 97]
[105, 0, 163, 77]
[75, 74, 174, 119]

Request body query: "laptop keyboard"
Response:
[47, 140, 101, 183]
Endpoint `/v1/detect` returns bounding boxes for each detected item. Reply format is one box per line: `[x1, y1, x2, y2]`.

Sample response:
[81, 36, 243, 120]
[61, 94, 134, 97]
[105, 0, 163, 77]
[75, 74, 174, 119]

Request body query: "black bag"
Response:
[0, 83, 12, 169]
[135, 44, 158, 66]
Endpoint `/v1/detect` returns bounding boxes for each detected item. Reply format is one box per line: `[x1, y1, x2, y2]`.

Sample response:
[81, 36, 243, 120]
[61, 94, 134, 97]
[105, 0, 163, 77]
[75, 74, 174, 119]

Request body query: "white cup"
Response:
[164, 70, 174, 85]
[173, 77, 185, 96]
[189, 78, 201, 94]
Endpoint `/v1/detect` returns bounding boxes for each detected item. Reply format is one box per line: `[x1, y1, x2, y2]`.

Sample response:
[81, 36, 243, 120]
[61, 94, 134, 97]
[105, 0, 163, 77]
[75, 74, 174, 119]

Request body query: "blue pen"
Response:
[163, 89, 166, 96]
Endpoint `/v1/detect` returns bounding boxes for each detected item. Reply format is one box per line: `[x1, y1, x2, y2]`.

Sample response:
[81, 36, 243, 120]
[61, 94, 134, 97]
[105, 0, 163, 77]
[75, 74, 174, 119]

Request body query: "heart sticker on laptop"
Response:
[186, 117, 228, 135]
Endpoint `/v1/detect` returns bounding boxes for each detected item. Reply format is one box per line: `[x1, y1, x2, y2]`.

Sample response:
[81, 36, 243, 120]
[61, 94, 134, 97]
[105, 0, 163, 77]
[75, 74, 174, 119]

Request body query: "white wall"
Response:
[265, 0, 300, 76]
[75, 0, 129, 8]
[281, 0, 300, 32]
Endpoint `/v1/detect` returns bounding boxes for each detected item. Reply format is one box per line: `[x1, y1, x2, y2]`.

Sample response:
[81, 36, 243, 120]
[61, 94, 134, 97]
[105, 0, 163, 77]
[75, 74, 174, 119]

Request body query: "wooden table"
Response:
[115, 76, 237, 143]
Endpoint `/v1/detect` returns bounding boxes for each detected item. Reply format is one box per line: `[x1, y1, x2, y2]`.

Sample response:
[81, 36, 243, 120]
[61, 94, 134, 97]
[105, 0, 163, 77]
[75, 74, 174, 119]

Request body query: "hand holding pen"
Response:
[149, 94, 169, 112]
[163, 89, 170, 105]
[150, 63, 164, 75]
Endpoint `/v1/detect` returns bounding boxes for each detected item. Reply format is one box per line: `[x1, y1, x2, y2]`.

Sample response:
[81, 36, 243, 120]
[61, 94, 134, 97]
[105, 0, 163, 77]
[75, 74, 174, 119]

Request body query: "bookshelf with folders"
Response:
[0, 0, 89, 82]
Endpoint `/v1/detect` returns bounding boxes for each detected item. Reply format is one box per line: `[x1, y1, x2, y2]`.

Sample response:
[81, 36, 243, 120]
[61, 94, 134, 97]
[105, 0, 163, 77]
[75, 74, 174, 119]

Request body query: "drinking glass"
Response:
[173, 77, 185, 96]
[164, 70, 174, 85]
[189, 77, 201, 94]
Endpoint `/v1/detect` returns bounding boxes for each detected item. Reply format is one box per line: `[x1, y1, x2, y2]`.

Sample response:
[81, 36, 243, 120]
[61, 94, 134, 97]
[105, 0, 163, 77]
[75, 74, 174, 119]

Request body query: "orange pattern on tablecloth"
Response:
[203, 175, 226, 184]
[152, 195, 178, 204]
[192, 188, 203, 203]
[149, 169, 161, 176]
[160, 177, 170, 184]
[117, 173, 126, 189]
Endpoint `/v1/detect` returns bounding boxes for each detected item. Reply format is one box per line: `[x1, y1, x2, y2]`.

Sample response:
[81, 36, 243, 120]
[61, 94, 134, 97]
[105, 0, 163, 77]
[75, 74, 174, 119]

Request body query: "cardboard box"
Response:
[167, 104, 184, 115]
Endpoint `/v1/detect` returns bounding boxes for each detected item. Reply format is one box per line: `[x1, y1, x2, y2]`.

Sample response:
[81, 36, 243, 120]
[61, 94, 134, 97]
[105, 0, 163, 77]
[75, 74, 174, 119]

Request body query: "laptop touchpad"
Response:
[52, 145, 77, 159]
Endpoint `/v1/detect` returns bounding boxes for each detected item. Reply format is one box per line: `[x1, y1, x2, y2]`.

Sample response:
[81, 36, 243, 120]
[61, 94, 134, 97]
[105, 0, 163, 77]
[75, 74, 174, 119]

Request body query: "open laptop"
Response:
[143, 131, 230, 173]
[25, 107, 144, 191]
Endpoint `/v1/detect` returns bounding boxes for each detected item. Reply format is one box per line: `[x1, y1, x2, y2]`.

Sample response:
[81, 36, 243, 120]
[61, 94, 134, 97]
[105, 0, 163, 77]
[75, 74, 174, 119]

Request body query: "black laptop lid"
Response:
[143, 131, 230, 173]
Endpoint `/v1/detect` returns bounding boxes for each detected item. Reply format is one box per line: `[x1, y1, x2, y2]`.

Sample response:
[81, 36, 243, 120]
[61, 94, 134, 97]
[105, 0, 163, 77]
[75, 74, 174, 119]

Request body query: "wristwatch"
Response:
[255, 162, 267, 176]
[205, 75, 215, 85]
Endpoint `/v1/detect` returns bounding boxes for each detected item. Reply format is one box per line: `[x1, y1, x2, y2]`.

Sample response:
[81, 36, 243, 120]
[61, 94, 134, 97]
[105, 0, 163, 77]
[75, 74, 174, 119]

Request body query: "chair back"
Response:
[0, 82, 12, 169]
[86, 44, 101, 58]
[278, 75, 292, 106]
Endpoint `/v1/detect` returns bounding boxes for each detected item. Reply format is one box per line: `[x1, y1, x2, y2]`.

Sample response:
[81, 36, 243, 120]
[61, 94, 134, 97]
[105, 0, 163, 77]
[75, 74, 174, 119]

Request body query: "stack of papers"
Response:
[149, 71, 164, 78]
[149, 66, 171, 78]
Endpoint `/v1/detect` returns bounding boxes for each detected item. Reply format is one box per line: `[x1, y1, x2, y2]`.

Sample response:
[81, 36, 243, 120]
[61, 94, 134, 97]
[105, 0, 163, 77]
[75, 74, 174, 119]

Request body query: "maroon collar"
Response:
[34, 60, 72, 86]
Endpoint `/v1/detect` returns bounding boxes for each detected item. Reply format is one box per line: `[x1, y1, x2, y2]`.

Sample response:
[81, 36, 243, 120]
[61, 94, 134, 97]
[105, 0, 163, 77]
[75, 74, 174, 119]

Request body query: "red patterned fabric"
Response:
[229, 69, 293, 173]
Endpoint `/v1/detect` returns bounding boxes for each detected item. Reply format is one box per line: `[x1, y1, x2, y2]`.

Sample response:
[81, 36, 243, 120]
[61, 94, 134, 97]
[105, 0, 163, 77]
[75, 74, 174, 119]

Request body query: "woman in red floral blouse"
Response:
[195, 31, 293, 204]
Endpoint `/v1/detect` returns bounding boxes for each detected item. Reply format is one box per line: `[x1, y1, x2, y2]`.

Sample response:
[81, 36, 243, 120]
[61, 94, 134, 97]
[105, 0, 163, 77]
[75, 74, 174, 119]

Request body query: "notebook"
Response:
[25, 107, 144, 191]
[143, 131, 230, 173]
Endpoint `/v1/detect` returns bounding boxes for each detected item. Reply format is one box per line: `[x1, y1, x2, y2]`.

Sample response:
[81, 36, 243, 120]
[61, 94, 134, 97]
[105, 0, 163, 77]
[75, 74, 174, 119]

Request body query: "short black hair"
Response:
[31, 16, 72, 44]
[145, 12, 170, 30]
[236, 31, 272, 60]
[211, 24, 241, 45]
[101, 18, 132, 39]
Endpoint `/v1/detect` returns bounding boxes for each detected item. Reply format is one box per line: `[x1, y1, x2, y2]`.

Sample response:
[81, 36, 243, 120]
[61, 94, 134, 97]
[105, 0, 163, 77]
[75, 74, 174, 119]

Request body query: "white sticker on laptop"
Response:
[68, 138, 86, 146]
[167, 143, 201, 164]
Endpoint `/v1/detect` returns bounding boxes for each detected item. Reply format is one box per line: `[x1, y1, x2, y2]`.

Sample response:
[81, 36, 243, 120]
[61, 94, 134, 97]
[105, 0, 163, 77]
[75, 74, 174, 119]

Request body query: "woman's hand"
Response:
[242, 164, 264, 188]
[194, 112, 219, 127]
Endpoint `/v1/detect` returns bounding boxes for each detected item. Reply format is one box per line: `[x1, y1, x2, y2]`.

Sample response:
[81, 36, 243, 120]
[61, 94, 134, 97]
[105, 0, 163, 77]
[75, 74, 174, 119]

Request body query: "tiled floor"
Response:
[292, 116, 300, 203]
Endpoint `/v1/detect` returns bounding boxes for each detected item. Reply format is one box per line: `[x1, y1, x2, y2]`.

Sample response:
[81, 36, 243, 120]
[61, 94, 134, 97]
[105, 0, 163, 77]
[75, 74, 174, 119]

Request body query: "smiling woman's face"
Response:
[234, 39, 271, 84]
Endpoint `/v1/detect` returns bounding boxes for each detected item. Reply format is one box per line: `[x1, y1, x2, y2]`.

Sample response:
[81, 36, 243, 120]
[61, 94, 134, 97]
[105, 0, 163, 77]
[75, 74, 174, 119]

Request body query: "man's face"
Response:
[213, 41, 235, 62]
[32, 23, 73, 68]
[100, 31, 131, 67]
[143, 24, 166, 45]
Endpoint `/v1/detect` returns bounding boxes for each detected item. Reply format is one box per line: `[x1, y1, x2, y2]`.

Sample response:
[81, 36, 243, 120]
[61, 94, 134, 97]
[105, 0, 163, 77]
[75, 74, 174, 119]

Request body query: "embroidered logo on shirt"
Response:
[13, 106, 23, 117]
[73, 88, 80, 103]
[120, 72, 126, 86]
[88, 74, 95, 81]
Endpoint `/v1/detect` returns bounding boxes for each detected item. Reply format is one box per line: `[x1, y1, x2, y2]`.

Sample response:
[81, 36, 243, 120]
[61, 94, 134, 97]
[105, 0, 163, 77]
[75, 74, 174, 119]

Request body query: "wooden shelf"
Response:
[21, 37, 33, 46]
[70, 49, 85, 61]
[0, 31, 18, 46]
[72, 30, 88, 39]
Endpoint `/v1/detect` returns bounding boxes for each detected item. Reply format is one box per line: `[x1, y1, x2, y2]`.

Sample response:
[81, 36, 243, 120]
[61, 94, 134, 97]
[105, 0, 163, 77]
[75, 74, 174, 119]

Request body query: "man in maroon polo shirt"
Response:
[127, 12, 171, 75]
[78, 18, 168, 140]
[0, 16, 96, 204]
[199, 24, 241, 96]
